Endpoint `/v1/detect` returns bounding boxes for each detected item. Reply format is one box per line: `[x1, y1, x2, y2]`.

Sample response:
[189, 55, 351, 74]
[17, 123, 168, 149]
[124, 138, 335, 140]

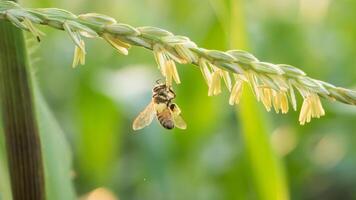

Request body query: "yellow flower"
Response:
[270, 91, 289, 114]
[289, 81, 298, 111]
[22, 18, 44, 42]
[260, 87, 272, 111]
[221, 70, 232, 92]
[168, 60, 180, 84]
[63, 21, 87, 68]
[153, 44, 181, 86]
[279, 92, 289, 114]
[199, 58, 212, 86]
[299, 93, 325, 125]
[199, 59, 232, 96]
[229, 78, 244, 105]
[208, 70, 222, 96]
[247, 71, 261, 101]
[103, 33, 130, 55]
[72, 40, 86, 68]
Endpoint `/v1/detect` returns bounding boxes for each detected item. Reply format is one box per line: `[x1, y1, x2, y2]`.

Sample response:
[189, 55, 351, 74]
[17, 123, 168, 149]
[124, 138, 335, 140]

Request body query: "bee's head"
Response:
[153, 79, 174, 92]
[153, 79, 166, 89]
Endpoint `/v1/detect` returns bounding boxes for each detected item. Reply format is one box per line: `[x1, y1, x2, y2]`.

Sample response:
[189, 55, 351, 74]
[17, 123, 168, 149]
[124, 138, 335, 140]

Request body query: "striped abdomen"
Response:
[157, 108, 174, 130]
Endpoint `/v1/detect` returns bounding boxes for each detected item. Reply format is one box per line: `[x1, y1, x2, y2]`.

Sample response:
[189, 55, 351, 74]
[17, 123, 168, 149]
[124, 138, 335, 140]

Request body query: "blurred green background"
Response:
[1, 0, 356, 199]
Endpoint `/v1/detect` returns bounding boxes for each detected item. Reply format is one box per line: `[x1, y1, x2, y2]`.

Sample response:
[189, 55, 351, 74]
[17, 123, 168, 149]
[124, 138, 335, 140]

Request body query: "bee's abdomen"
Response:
[157, 112, 174, 130]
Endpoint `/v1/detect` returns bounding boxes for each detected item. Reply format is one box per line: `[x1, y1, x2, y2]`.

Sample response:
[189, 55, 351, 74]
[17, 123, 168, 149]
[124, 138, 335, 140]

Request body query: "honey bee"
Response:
[133, 82, 187, 130]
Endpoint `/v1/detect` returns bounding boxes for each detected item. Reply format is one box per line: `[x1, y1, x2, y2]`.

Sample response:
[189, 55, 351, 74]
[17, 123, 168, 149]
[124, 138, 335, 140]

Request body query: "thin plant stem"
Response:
[229, 0, 289, 199]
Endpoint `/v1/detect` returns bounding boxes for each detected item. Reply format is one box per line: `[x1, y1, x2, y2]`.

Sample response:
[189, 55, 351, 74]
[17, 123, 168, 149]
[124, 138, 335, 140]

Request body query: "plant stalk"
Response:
[0, 3, 45, 200]
[229, 0, 290, 199]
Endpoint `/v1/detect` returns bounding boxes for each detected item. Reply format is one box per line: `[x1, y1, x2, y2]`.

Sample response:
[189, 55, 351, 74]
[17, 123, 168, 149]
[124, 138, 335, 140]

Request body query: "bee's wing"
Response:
[132, 101, 156, 131]
[173, 114, 187, 130]
[170, 103, 187, 130]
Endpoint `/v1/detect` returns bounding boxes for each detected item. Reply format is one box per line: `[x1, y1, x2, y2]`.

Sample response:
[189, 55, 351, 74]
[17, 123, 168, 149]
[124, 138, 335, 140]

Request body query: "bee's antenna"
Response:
[155, 79, 163, 84]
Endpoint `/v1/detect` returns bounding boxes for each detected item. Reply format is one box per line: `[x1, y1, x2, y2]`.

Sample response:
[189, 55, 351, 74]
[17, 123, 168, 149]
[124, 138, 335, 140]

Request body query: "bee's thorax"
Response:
[152, 84, 176, 104]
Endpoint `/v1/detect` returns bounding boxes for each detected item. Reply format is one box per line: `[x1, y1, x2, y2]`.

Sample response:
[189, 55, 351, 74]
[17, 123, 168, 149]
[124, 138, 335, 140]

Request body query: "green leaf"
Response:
[0, 70, 75, 200]
[74, 82, 121, 186]
[0, 127, 12, 200]
[33, 87, 77, 200]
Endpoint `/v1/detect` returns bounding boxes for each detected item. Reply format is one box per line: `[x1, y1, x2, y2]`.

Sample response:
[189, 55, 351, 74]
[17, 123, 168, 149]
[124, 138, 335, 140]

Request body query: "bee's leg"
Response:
[169, 103, 181, 114]
[167, 88, 176, 100]
[171, 89, 176, 98]
[169, 103, 174, 110]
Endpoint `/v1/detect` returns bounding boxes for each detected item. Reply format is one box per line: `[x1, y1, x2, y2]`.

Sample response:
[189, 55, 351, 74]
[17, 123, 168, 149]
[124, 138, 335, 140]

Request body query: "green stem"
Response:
[0, 4, 45, 200]
[229, 0, 289, 199]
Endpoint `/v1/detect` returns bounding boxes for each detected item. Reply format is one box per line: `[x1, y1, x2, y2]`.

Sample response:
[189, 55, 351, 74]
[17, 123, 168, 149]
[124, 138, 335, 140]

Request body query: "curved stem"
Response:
[0, 1, 355, 107]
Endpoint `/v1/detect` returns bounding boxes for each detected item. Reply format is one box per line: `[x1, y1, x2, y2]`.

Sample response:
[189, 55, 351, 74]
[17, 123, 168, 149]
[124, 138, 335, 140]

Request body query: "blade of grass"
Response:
[33, 86, 77, 200]
[210, 0, 290, 199]
[230, 1, 289, 199]
[75, 81, 121, 188]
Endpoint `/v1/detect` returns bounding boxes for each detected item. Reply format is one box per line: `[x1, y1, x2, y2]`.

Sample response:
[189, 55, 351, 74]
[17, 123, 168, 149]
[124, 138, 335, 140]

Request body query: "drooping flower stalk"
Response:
[1, 1, 355, 124]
